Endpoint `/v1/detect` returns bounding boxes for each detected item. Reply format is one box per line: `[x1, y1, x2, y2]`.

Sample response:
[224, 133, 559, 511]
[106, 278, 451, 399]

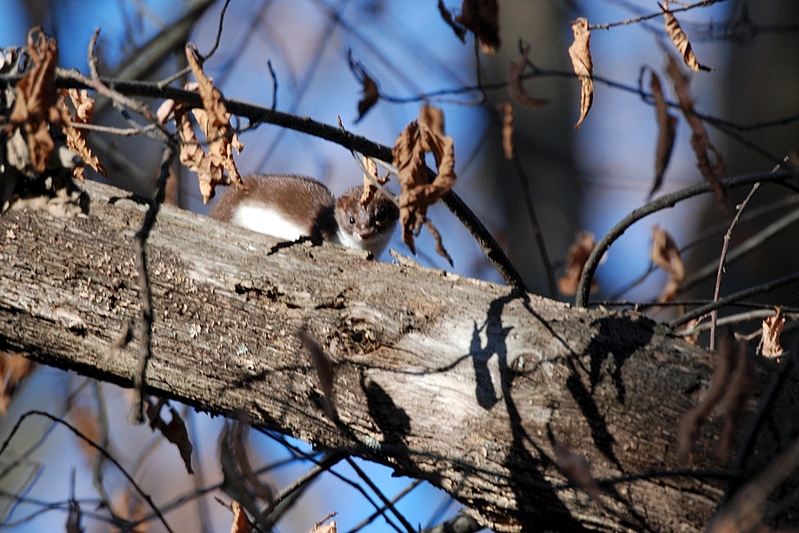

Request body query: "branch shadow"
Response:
[475, 292, 590, 530]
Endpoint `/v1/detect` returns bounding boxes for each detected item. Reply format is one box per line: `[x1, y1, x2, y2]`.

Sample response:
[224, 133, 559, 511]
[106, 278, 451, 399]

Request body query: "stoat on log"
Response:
[210, 174, 399, 256]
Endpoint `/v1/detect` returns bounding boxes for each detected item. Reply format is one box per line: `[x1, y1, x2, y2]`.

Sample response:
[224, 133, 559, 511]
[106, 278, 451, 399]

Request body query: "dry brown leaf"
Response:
[348, 51, 380, 122]
[230, 501, 252, 533]
[63, 88, 107, 181]
[650, 225, 684, 302]
[419, 102, 445, 137]
[0, 351, 33, 415]
[660, 1, 711, 73]
[359, 155, 384, 207]
[682, 317, 700, 346]
[183, 44, 244, 203]
[145, 397, 194, 474]
[568, 18, 593, 130]
[299, 328, 338, 422]
[437, 0, 466, 42]
[761, 306, 785, 358]
[507, 43, 548, 108]
[309, 517, 337, 533]
[553, 440, 604, 506]
[357, 74, 379, 122]
[456, 0, 500, 54]
[558, 231, 597, 296]
[498, 102, 514, 159]
[666, 54, 726, 202]
[393, 120, 456, 256]
[6, 28, 70, 173]
[424, 217, 453, 266]
[649, 71, 677, 198]
[156, 99, 175, 125]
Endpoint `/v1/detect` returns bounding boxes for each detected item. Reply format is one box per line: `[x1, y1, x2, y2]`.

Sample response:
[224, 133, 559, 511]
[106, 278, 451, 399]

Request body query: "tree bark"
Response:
[0, 179, 754, 531]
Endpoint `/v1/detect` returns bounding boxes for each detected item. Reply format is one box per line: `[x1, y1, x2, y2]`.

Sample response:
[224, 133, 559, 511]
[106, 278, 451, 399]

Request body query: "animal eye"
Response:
[349, 216, 355, 224]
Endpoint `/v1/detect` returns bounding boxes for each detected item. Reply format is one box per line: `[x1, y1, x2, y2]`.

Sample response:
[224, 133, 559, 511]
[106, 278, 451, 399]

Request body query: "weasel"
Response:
[210, 174, 399, 256]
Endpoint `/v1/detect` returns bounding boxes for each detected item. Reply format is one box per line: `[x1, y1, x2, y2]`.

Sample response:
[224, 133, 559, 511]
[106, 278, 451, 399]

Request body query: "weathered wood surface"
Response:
[0, 179, 731, 531]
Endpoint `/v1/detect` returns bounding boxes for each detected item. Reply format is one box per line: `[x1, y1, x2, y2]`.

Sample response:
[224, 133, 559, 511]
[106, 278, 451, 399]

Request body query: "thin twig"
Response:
[255, 451, 345, 529]
[345, 457, 416, 533]
[611, 194, 799, 301]
[267, 59, 277, 110]
[69, 122, 158, 136]
[90, 382, 117, 522]
[255, 430, 405, 533]
[128, 145, 175, 423]
[87, 29, 101, 80]
[199, 0, 232, 61]
[576, 169, 798, 307]
[56, 69, 171, 143]
[670, 270, 799, 328]
[589, 0, 726, 31]
[0, 411, 175, 533]
[476, 41, 555, 296]
[676, 308, 798, 337]
[710, 183, 760, 349]
[682, 169, 799, 293]
[349, 479, 424, 533]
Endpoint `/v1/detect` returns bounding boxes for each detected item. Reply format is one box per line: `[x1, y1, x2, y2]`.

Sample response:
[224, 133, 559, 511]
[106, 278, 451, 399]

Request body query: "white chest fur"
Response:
[231, 202, 308, 241]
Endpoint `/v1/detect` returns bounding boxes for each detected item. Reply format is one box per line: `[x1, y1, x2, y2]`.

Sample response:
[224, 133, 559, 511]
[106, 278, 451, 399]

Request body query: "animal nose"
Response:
[359, 230, 373, 240]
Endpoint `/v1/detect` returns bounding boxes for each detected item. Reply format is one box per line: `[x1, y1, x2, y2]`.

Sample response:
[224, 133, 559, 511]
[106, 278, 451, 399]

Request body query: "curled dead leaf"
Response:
[650, 225, 684, 302]
[424, 217, 452, 266]
[358, 75, 379, 122]
[498, 102, 514, 159]
[508, 43, 548, 108]
[392, 120, 456, 258]
[349, 51, 380, 122]
[649, 71, 677, 198]
[419, 102, 445, 137]
[682, 318, 700, 346]
[156, 99, 175, 124]
[359, 155, 383, 206]
[456, 0, 500, 54]
[568, 18, 593, 130]
[661, 0, 711, 72]
[181, 44, 244, 204]
[761, 306, 785, 358]
[666, 54, 726, 201]
[6, 28, 69, 173]
[63, 89, 107, 181]
[558, 231, 598, 296]
[145, 397, 194, 474]
[309, 516, 337, 533]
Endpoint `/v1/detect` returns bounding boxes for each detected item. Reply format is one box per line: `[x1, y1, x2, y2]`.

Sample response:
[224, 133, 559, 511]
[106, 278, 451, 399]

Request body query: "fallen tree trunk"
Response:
[0, 178, 748, 531]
